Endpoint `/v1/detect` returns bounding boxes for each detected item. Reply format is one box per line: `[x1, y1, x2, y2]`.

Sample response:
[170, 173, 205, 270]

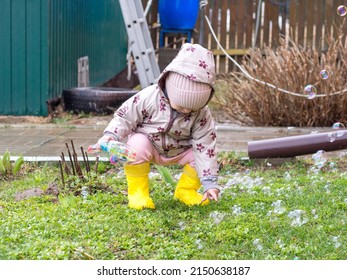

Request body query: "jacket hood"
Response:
[158, 43, 216, 95]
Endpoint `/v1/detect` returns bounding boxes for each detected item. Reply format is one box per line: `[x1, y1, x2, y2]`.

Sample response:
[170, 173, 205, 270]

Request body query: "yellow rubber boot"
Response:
[124, 163, 155, 210]
[174, 164, 209, 206]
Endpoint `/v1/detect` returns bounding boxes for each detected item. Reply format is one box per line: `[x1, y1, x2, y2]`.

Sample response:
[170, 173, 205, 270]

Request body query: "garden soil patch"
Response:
[14, 183, 60, 203]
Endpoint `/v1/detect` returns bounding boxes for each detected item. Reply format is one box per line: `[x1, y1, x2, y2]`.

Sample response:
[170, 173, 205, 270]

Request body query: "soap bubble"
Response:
[332, 236, 342, 248]
[327, 132, 337, 142]
[254, 202, 265, 211]
[272, 200, 286, 214]
[262, 186, 271, 195]
[252, 239, 263, 251]
[323, 183, 331, 194]
[276, 239, 285, 249]
[304, 84, 317, 99]
[327, 122, 345, 142]
[81, 186, 89, 200]
[337, 5, 347, 16]
[178, 221, 186, 230]
[332, 122, 345, 137]
[311, 209, 319, 219]
[319, 69, 329, 80]
[195, 239, 203, 249]
[209, 211, 226, 224]
[312, 150, 327, 169]
[148, 171, 161, 179]
[332, 122, 344, 130]
[329, 162, 337, 171]
[284, 172, 292, 181]
[232, 205, 243, 216]
[287, 209, 309, 226]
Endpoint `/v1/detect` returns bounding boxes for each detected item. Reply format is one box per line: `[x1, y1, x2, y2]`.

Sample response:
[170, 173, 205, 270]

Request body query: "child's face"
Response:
[170, 101, 199, 114]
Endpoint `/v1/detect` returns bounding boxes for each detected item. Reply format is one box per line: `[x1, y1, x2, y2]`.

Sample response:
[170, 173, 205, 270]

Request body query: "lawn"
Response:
[0, 151, 346, 260]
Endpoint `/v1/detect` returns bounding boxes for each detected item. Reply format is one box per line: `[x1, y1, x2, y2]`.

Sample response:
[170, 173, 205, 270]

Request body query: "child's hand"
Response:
[202, 188, 220, 203]
[97, 135, 115, 145]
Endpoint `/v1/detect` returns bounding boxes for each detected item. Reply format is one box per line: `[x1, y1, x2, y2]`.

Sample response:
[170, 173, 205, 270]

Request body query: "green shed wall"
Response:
[0, 0, 127, 116]
[0, 0, 49, 116]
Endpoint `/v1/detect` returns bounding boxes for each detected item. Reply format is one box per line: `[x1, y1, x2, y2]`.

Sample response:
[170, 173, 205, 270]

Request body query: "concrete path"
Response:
[0, 122, 334, 161]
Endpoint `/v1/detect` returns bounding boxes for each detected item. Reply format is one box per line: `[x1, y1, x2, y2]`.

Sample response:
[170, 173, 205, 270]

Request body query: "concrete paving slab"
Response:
[0, 123, 341, 162]
[0, 125, 102, 157]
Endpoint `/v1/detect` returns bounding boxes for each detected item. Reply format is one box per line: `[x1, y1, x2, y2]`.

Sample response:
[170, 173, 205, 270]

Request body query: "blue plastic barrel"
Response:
[159, 0, 199, 30]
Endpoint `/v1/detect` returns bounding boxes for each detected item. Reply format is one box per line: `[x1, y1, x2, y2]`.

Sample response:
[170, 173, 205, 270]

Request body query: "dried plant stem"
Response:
[94, 157, 99, 173]
[85, 151, 91, 173]
[65, 143, 76, 175]
[59, 160, 65, 187]
[60, 153, 71, 175]
[81, 147, 90, 173]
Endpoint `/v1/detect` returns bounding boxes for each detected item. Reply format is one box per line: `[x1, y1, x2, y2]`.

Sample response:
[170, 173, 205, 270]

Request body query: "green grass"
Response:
[0, 153, 346, 260]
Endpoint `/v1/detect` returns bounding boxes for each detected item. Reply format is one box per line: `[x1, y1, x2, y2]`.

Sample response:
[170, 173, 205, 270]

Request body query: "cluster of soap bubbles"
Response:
[303, 69, 330, 99]
[224, 173, 263, 190]
[267, 200, 287, 223]
[305, 5, 347, 98]
[287, 209, 309, 227]
[221, 173, 264, 198]
[302, 4, 347, 100]
[209, 211, 226, 224]
[271, 200, 286, 214]
[309, 121, 346, 172]
[232, 204, 243, 216]
[303, 4, 347, 176]
[327, 122, 345, 142]
[312, 150, 328, 170]
[301, 5, 347, 100]
[332, 236, 342, 248]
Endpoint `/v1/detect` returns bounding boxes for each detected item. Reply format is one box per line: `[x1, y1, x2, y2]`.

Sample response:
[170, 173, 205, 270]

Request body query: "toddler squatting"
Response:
[98, 43, 220, 210]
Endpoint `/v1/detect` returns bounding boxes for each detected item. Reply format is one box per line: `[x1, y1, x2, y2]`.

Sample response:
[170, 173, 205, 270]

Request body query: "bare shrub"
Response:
[212, 24, 347, 127]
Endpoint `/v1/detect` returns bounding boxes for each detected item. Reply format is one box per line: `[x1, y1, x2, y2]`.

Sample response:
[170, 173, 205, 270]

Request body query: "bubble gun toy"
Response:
[87, 141, 137, 164]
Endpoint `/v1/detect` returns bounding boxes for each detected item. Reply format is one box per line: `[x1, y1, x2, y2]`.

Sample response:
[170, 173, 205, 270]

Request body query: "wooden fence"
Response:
[143, 0, 347, 74]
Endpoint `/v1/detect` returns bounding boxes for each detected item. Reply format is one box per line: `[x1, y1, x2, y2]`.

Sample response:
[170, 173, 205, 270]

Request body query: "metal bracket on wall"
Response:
[118, 0, 160, 89]
[78, 56, 89, 87]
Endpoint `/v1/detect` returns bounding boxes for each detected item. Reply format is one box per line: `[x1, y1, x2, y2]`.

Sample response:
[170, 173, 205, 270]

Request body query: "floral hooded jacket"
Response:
[103, 43, 219, 186]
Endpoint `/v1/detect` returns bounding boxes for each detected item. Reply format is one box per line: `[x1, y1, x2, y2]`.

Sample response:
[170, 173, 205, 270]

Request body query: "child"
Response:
[98, 43, 220, 210]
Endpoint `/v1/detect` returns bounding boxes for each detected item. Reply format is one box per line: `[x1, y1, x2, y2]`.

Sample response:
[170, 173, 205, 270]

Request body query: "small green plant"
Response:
[0, 151, 24, 177]
[52, 115, 73, 124]
[61, 172, 115, 196]
[155, 165, 175, 186]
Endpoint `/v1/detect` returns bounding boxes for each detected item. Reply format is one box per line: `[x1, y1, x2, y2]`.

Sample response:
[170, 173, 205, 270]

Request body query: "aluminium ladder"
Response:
[119, 0, 160, 89]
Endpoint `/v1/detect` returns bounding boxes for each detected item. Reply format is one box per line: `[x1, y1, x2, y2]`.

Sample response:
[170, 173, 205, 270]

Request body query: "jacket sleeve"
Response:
[190, 108, 220, 192]
[103, 91, 147, 141]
